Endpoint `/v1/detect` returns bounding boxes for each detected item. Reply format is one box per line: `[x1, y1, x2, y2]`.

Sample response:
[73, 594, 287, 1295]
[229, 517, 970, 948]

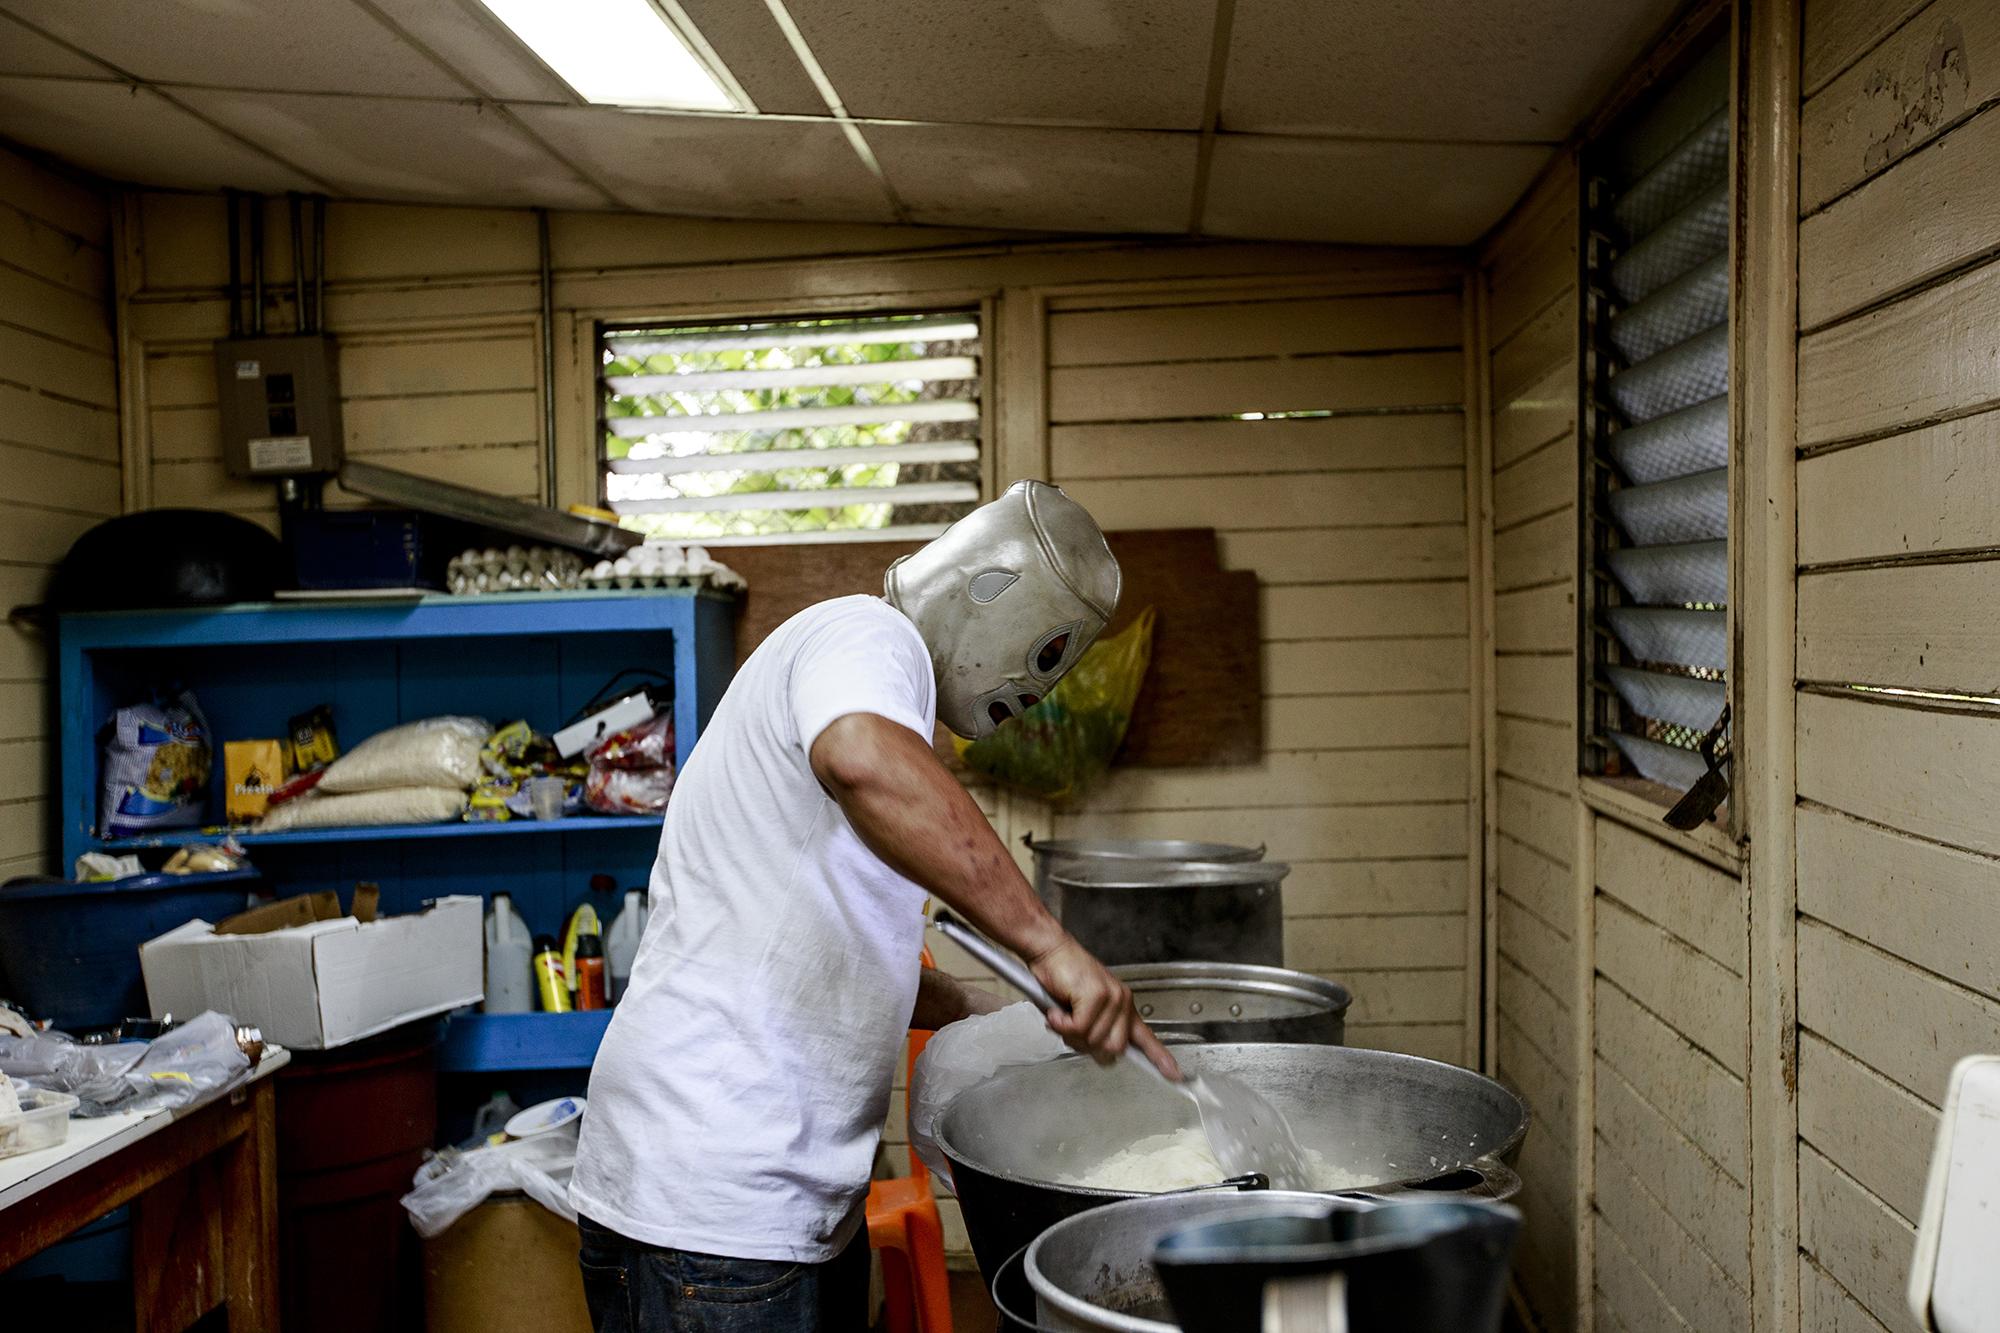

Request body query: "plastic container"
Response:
[482, 894, 533, 1014]
[525, 776, 565, 821]
[0, 1088, 80, 1159]
[604, 888, 647, 1002]
[504, 1095, 586, 1140]
[0, 868, 259, 1029]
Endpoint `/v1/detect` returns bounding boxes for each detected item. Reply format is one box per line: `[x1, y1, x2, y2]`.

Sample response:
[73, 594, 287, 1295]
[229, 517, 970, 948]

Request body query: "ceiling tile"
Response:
[1223, 0, 1683, 140]
[781, 0, 1215, 129]
[866, 122, 1196, 233]
[362, 0, 574, 102]
[676, 0, 826, 117]
[0, 12, 108, 77]
[177, 91, 609, 209]
[0, 0, 461, 97]
[511, 107, 894, 221]
[1200, 137, 1552, 245]
[0, 78, 318, 191]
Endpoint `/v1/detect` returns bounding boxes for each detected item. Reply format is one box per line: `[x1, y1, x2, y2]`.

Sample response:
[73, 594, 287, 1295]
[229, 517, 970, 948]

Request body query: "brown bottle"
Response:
[573, 934, 607, 1011]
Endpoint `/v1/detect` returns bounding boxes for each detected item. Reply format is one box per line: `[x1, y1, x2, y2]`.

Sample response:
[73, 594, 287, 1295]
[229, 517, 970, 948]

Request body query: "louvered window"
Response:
[1583, 39, 1731, 794]
[600, 312, 983, 544]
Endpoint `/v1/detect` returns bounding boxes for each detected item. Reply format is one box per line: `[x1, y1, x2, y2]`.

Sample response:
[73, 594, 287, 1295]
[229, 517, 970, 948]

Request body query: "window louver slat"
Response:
[1604, 468, 1729, 546]
[1606, 666, 1727, 733]
[1609, 185, 1730, 303]
[1607, 323, 1729, 424]
[1605, 539, 1728, 605]
[1607, 254, 1729, 365]
[1603, 607, 1727, 673]
[1606, 394, 1729, 483]
[1610, 111, 1731, 240]
[1611, 733, 1716, 789]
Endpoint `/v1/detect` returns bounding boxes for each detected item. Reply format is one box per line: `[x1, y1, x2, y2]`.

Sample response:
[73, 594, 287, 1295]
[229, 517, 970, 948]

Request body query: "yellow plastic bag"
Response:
[954, 608, 1155, 804]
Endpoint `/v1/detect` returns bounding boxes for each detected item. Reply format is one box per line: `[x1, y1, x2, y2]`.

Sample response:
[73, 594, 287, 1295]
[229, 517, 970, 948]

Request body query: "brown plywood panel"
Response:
[1797, 1032, 1938, 1224]
[1049, 292, 1462, 366]
[1799, 802, 2000, 1002]
[1799, 560, 2000, 693]
[1798, 407, 2000, 565]
[1049, 350, 1462, 423]
[1803, 0, 1933, 96]
[1800, 0, 2000, 213]
[1051, 413, 1463, 480]
[1798, 691, 2000, 858]
[867, 122, 1195, 234]
[722, 528, 1259, 768]
[1801, 104, 2000, 328]
[1798, 1147, 1917, 1330]
[1798, 254, 2000, 447]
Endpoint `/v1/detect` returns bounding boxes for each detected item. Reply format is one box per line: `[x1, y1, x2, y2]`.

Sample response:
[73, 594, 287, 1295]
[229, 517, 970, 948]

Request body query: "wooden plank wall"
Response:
[1046, 278, 1474, 1066]
[0, 144, 115, 879]
[1480, 160, 1583, 1329]
[1591, 819, 1750, 1333]
[1794, 0, 2000, 1327]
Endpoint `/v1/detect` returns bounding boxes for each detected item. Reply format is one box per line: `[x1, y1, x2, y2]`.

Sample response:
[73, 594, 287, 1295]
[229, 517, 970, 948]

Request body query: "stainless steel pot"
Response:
[937, 1043, 1528, 1282]
[1021, 1191, 1351, 1332]
[1022, 834, 1265, 908]
[1042, 858, 1290, 968]
[1112, 962, 1351, 1046]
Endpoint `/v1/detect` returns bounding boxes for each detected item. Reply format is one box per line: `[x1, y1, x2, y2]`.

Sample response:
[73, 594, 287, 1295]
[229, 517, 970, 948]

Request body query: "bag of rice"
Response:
[317, 717, 491, 794]
[257, 785, 469, 831]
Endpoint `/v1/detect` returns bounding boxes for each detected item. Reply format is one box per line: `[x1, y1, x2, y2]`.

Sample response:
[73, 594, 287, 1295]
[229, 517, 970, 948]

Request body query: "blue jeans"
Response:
[576, 1214, 870, 1332]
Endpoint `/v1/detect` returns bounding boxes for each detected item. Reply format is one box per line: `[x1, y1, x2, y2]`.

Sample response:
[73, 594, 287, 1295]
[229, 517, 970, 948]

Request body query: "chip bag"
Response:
[100, 690, 212, 837]
[953, 608, 1154, 804]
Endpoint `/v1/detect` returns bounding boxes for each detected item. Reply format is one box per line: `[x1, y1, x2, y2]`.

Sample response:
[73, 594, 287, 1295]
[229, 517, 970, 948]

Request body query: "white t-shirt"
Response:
[570, 595, 937, 1262]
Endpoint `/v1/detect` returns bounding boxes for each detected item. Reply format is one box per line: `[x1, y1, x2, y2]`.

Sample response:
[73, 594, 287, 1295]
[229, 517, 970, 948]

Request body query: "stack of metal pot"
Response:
[1022, 834, 1288, 968]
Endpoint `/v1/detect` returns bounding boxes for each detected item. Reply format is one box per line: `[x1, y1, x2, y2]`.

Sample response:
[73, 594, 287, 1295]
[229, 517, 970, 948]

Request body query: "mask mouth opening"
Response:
[987, 700, 1013, 728]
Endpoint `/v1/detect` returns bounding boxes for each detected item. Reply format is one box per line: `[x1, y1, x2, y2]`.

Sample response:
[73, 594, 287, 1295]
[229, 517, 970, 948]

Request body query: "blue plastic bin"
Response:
[0, 868, 258, 1029]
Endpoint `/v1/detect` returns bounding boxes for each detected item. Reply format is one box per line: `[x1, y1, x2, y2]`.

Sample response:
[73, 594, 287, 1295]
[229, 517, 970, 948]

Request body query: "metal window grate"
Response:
[1583, 37, 1731, 791]
[599, 312, 982, 544]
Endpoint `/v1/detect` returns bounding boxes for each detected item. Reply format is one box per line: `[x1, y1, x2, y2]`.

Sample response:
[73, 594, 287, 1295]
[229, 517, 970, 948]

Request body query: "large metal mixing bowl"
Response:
[937, 1043, 1528, 1282]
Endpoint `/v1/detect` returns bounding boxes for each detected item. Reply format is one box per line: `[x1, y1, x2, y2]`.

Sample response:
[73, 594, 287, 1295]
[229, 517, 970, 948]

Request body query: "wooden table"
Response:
[0, 1048, 291, 1330]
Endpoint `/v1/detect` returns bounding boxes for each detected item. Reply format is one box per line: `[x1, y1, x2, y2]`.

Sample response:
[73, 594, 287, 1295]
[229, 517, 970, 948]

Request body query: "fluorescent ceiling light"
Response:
[478, 0, 740, 111]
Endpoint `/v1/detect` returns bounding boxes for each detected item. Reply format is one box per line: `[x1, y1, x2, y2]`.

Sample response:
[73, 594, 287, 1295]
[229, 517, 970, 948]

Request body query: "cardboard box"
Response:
[140, 894, 483, 1049]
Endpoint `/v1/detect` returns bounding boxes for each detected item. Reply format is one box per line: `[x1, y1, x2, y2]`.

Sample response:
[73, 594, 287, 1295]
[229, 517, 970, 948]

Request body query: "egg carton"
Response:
[584, 542, 747, 594]
[447, 545, 587, 596]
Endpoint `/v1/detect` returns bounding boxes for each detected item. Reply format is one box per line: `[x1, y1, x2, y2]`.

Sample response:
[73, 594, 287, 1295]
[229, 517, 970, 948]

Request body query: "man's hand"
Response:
[1030, 936, 1182, 1078]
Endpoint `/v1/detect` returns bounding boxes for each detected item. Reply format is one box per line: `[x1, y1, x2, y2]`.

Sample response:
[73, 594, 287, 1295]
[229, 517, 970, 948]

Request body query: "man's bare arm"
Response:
[910, 966, 1005, 1030]
[811, 712, 1178, 1075]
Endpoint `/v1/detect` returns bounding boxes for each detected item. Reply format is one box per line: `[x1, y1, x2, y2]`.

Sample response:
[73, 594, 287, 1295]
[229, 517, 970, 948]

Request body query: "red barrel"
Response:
[276, 1022, 439, 1333]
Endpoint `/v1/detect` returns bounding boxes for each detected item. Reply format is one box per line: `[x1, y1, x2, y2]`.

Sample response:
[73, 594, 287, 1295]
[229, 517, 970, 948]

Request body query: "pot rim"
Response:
[1046, 859, 1292, 890]
[1109, 962, 1354, 1015]
[933, 1042, 1530, 1197]
[1021, 834, 1266, 864]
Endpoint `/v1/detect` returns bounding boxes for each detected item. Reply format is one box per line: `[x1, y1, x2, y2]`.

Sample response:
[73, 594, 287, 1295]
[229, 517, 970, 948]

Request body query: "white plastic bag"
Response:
[100, 691, 211, 836]
[909, 1001, 1070, 1190]
[319, 716, 491, 794]
[401, 1129, 578, 1238]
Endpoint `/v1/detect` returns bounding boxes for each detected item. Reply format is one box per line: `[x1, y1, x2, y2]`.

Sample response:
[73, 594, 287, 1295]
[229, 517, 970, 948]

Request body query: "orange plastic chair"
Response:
[868, 950, 954, 1333]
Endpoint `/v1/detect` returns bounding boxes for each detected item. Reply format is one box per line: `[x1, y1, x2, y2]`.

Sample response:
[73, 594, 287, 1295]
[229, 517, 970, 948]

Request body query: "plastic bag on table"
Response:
[0, 1010, 249, 1116]
[953, 608, 1155, 804]
[401, 1129, 578, 1238]
[908, 1000, 1071, 1191]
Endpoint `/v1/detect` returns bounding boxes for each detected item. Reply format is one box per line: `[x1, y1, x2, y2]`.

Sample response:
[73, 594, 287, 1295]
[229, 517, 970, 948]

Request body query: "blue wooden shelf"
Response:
[99, 813, 665, 850]
[439, 1010, 614, 1073]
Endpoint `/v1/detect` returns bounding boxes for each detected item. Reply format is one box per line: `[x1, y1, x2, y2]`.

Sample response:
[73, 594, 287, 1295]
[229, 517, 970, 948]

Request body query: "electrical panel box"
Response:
[213, 335, 343, 479]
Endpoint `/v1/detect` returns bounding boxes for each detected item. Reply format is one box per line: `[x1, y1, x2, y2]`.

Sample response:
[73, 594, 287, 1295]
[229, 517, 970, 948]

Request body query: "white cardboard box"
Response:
[140, 895, 483, 1049]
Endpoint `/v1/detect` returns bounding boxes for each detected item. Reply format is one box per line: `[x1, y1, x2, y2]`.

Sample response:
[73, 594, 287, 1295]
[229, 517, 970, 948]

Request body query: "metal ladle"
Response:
[932, 910, 1314, 1190]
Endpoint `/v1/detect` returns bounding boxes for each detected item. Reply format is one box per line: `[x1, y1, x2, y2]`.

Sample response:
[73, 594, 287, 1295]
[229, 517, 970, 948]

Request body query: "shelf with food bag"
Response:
[96, 812, 667, 850]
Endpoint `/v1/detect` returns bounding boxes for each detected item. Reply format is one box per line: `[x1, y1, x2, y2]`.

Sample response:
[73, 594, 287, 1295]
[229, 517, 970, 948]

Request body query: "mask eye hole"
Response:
[1035, 633, 1069, 674]
[988, 701, 1013, 727]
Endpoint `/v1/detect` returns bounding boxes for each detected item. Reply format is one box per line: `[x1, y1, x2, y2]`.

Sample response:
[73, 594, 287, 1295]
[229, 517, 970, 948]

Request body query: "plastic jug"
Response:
[483, 893, 534, 1014]
[605, 887, 648, 1002]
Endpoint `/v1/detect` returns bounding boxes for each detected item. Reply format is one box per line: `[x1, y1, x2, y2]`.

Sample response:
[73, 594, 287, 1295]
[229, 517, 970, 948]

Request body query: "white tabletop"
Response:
[0, 1046, 291, 1211]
